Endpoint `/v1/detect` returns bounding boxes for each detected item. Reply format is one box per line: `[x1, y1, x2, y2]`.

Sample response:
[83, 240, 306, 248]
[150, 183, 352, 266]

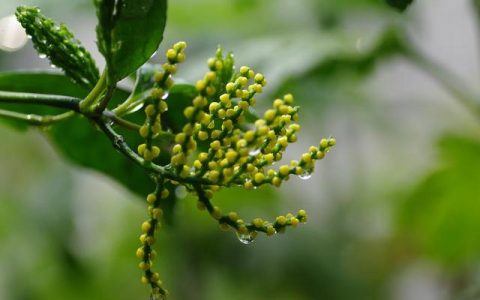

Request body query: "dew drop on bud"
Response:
[161, 91, 169, 100]
[248, 148, 260, 156]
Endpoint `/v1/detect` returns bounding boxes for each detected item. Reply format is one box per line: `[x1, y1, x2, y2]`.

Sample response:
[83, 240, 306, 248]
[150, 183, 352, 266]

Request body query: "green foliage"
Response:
[0, 72, 153, 195]
[94, 0, 168, 83]
[386, 0, 414, 11]
[15, 6, 100, 88]
[398, 135, 480, 267]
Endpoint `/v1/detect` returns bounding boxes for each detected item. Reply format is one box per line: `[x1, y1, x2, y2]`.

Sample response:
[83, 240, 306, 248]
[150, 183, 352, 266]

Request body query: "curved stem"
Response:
[113, 93, 145, 116]
[94, 84, 116, 114]
[405, 50, 480, 121]
[0, 91, 80, 111]
[103, 110, 141, 131]
[0, 109, 75, 126]
[79, 70, 107, 112]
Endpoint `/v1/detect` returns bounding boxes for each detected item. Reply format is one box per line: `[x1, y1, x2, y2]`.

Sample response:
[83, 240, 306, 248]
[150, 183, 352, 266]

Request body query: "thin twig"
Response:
[0, 90, 80, 111]
[0, 109, 75, 126]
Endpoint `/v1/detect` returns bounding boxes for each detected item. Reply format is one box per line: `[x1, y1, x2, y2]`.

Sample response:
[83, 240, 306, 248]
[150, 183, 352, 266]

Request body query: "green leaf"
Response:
[94, 0, 168, 83]
[0, 71, 154, 198]
[397, 135, 480, 267]
[385, 0, 414, 11]
[15, 6, 100, 88]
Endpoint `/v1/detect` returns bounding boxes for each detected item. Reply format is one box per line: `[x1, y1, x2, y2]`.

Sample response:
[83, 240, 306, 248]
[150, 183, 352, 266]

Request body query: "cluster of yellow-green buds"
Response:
[137, 41, 187, 162]
[136, 179, 170, 299]
[136, 41, 335, 299]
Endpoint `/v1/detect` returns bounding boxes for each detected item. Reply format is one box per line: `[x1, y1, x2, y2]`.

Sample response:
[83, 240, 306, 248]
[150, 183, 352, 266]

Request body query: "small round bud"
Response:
[145, 104, 156, 116]
[254, 73, 264, 84]
[196, 80, 207, 92]
[141, 276, 149, 284]
[136, 247, 145, 258]
[276, 215, 287, 226]
[279, 165, 290, 177]
[290, 217, 300, 227]
[166, 49, 177, 62]
[272, 177, 282, 187]
[176, 52, 186, 63]
[151, 272, 161, 282]
[254, 172, 265, 184]
[198, 131, 208, 141]
[152, 146, 161, 158]
[138, 144, 147, 156]
[141, 221, 152, 233]
[320, 139, 329, 149]
[139, 125, 149, 138]
[173, 41, 187, 51]
[211, 206, 222, 220]
[283, 93, 294, 104]
[240, 66, 250, 75]
[138, 261, 151, 271]
[226, 82, 235, 93]
[198, 152, 209, 162]
[238, 225, 248, 234]
[228, 212, 239, 221]
[146, 193, 157, 204]
[253, 218, 264, 228]
[266, 226, 276, 236]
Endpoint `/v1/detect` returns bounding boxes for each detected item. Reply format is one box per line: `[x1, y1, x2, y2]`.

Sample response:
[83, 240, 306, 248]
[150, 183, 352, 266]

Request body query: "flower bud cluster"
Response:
[136, 43, 335, 297]
[137, 42, 187, 162]
[136, 180, 170, 299]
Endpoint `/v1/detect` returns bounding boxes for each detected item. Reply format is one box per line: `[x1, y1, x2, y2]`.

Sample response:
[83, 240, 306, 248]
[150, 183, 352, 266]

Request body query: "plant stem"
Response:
[0, 91, 80, 111]
[79, 70, 107, 112]
[405, 50, 480, 120]
[0, 109, 75, 126]
[103, 110, 141, 131]
[96, 120, 214, 186]
[113, 93, 144, 116]
[94, 85, 116, 114]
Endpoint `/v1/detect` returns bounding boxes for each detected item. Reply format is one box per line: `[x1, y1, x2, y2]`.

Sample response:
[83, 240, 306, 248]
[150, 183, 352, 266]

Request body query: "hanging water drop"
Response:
[38, 53, 46, 58]
[299, 171, 312, 180]
[236, 232, 255, 245]
[175, 185, 187, 199]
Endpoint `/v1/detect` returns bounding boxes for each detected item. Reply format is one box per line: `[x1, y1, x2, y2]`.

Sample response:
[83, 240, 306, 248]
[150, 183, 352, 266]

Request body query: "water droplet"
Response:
[38, 53, 46, 58]
[26, 35, 32, 39]
[299, 172, 312, 180]
[236, 232, 255, 245]
[161, 91, 169, 100]
[249, 148, 260, 156]
[50, 64, 56, 68]
[175, 186, 187, 199]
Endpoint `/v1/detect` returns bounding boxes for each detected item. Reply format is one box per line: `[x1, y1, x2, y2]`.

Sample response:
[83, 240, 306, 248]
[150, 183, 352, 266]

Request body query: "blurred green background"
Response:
[1, 0, 480, 299]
